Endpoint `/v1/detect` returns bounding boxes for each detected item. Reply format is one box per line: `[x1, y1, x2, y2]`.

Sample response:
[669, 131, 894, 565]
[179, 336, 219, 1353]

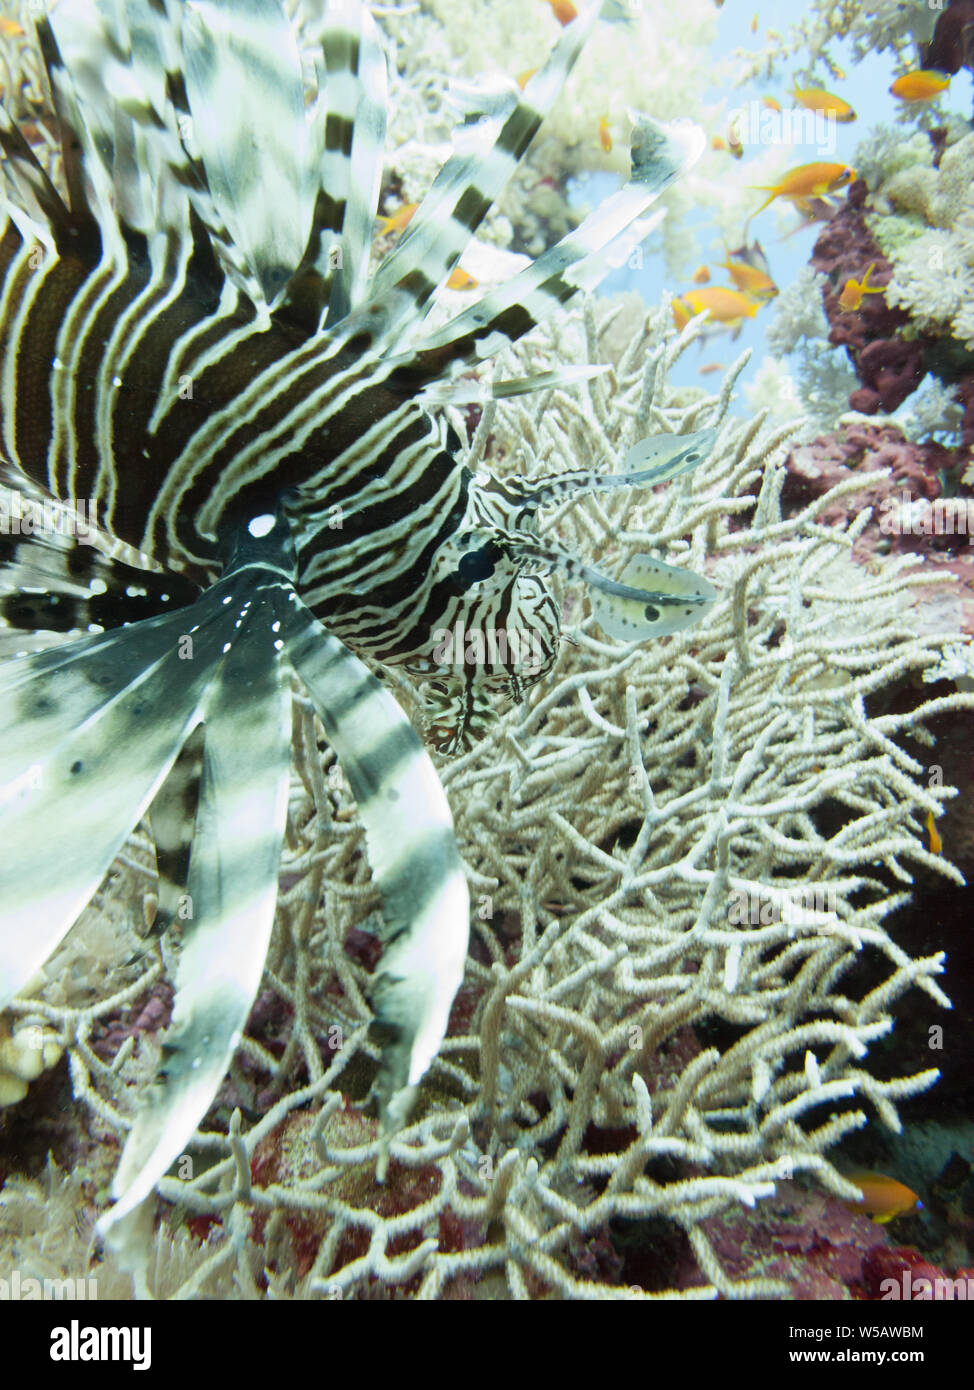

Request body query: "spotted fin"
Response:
[0, 595, 234, 1011]
[587, 553, 716, 641]
[496, 427, 716, 513]
[615, 426, 718, 486]
[143, 728, 205, 937]
[99, 575, 292, 1236]
[0, 524, 199, 657]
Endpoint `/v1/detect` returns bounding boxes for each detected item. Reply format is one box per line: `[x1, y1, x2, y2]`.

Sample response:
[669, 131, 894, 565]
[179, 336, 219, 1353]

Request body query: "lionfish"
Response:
[0, 0, 715, 1238]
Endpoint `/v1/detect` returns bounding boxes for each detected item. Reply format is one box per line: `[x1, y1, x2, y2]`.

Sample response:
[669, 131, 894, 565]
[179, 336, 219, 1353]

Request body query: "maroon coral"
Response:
[923, 0, 974, 76]
[807, 169, 974, 460]
[811, 181, 907, 361]
[853, 338, 926, 414]
[781, 423, 974, 639]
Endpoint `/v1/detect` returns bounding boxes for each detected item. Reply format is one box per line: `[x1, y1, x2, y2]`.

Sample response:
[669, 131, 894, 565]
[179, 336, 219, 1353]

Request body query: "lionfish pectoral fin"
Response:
[0, 601, 232, 1011]
[143, 726, 205, 937]
[97, 582, 292, 1243]
[282, 596, 470, 1176]
[584, 555, 717, 642]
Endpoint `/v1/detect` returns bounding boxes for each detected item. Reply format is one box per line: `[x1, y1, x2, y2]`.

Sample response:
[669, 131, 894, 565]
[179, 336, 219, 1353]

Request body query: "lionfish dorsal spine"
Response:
[0, 0, 712, 1245]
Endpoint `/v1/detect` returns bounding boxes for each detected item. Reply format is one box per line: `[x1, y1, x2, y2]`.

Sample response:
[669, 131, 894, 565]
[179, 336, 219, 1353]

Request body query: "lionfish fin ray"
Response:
[282, 0, 388, 329]
[47, 0, 265, 303]
[406, 113, 704, 375]
[0, 104, 73, 249]
[177, 0, 311, 307]
[144, 726, 205, 937]
[0, 603, 231, 1010]
[98, 585, 292, 1237]
[283, 595, 470, 1162]
[364, 1, 602, 343]
[415, 364, 609, 406]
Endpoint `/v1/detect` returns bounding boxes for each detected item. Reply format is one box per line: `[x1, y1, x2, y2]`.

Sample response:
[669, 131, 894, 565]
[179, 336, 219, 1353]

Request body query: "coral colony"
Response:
[1, 0, 973, 1301]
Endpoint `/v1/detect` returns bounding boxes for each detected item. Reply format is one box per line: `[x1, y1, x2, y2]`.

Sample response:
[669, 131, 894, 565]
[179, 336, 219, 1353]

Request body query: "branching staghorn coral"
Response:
[734, 0, 938, 90]
[3, 294, 972, 1299]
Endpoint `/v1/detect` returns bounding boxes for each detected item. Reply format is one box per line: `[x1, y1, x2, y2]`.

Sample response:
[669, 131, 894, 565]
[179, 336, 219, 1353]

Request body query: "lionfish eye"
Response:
[457, 545, 497, 586]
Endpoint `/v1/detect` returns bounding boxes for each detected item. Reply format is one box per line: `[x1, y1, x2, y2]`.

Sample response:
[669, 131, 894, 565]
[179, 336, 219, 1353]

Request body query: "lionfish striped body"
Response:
[0, 0, 713, 1238]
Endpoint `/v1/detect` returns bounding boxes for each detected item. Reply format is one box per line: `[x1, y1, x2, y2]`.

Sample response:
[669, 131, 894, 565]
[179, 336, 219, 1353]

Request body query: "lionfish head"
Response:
[0, 0, 715, 1255]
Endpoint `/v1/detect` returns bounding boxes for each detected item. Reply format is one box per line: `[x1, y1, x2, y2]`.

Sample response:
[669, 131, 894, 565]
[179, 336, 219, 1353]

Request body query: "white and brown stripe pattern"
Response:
[0, 0, 712, 1234]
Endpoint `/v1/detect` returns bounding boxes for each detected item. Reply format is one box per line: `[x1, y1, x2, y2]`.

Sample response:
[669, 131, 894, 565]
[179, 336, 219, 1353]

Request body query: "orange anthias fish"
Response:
[837, 262, 885, 312]
[598, 115, 613, 153]
[545, 0, 579, 24]
[844, 1172, 922, 1223]
[790, 86, 857, 122]
[0, 18, 25, 37]
[763, 97, 782, 112]
[721, 240, 777, 299]
[692, 264, 711, 283]
[890, 69, 951, 101]
[790, 194, 841, 224]
[376, 201, 418, 235]
[926, 810, 943, 855]
[749, 161, 856, 219]
[445, 266, 478, 290]
[720, 259, 778, 300]
[673, 287, 759, 332]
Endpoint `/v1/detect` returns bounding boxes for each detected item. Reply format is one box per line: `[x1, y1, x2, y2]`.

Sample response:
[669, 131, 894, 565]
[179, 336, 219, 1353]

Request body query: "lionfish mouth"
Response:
[0, 0, 711, 1246]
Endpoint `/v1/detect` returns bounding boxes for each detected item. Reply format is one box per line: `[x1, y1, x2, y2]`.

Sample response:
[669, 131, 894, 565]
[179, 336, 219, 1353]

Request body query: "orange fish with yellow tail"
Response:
[837, 263, 885, 313]
[376, 201, 418, 235]
[749, 162, 856, 220]
[673, 287, 759, 334]
[790, 86, 856, 122]
[843, 1172, 922, 1223]
[890, 69, 951, 101]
